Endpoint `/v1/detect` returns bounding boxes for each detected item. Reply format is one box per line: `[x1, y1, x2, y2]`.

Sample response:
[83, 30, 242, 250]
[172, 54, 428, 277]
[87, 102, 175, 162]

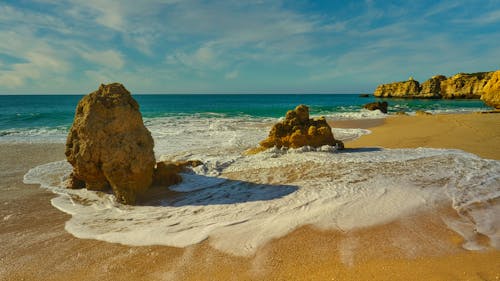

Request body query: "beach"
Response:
[1, 112, 499, 281]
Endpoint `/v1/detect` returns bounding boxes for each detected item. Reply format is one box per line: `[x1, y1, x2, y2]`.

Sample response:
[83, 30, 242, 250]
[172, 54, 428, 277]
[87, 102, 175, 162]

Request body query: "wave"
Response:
[24, 147, 500, 256]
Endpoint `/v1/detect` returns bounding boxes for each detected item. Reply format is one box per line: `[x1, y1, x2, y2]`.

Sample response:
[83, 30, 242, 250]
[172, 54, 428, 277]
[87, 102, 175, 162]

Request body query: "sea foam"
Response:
[24, 146, 500, 256]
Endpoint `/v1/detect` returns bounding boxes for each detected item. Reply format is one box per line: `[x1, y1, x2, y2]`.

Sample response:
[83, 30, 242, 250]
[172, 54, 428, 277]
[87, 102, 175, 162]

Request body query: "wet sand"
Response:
[346, 113, 500, 160]
[1, 113, 499, 280]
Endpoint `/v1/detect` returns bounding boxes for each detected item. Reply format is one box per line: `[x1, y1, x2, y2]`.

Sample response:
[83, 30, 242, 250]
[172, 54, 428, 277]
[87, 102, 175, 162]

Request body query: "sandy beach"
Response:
[1, 113, 499, 281]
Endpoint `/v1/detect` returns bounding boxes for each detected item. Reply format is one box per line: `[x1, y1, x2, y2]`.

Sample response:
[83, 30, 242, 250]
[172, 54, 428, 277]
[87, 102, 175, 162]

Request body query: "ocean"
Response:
[0, 94, 491, 143]
[3, 93, 498, 256]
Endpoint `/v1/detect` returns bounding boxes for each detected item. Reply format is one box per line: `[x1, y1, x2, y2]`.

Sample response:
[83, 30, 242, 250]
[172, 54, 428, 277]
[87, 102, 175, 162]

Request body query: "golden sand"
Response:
[1, 113, 499, 280]
[346, 113, 500, 160]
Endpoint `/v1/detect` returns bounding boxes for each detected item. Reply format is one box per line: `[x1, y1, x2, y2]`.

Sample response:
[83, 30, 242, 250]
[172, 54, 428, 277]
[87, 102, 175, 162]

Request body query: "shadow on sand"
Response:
[138, 173, 298, 207]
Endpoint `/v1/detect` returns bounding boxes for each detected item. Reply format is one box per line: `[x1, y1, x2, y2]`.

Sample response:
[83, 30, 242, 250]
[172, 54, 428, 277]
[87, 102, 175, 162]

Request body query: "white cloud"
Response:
[225, 70, 239, 80]
[0, 51, 69, 88]
[80, 49, 125, 69]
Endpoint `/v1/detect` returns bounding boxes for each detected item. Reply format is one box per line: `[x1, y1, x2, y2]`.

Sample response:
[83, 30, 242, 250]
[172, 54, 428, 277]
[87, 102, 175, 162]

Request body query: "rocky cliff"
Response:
[373, 79, 421, 98]
[374, 71, 495, 99]
[481, 70, 500, 109]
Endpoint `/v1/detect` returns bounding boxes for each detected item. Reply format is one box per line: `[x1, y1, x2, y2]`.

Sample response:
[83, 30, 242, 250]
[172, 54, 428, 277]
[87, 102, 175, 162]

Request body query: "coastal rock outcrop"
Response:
[481, 70, 500, 109]
[419, 75, 447, 98]
[65, 83, 156, 204]
[373, 71, 496, 99]
[373, 78, 421, 98]
[259, 105, 344, 149]
[440, 72, 492, 99]
[363, 101, 388, 113]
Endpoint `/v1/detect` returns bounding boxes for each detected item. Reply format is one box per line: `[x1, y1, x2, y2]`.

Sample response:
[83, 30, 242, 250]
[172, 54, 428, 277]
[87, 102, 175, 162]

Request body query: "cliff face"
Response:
[373, 71, 495, 99]
[440, 72, 492, 99]
[481, 70, 500, 109]
[373, 79, 420, 98]
[420, 75, 446, 98]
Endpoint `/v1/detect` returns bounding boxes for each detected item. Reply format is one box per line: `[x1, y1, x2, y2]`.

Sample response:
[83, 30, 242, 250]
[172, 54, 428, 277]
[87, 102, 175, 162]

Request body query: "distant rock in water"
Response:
[359, 94, 370, 98]
[373, 71, 496, 99]
[363, 101, 388, 113]
[65, 83, 156, 205]
[481, 70, 500, 109]
[259, 104, 344, 150]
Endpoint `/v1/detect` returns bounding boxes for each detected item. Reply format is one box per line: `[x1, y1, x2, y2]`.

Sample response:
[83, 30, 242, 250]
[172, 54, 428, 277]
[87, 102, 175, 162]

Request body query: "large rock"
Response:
[363, 101, 388, 113]
[65, 83, 156, 204]
[481, 70, 500, 109]
[259, 105, 344, 149]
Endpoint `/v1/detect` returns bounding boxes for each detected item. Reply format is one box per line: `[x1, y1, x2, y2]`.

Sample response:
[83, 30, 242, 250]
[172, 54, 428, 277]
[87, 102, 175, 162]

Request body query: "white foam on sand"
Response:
[24, 146, 500, 256]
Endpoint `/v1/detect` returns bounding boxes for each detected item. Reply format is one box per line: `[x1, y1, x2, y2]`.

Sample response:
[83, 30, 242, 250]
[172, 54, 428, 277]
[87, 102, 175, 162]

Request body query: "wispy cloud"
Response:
[80, 49, 125, 69]
[0, 1, 498, 93]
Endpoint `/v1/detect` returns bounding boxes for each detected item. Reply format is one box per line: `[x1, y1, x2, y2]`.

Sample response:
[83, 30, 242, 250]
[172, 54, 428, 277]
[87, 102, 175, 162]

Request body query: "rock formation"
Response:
[373, 79, 421, 98]
[481, 70, 500, 109]
[440, 72, 492, 99]
[363, 101, 388, 113]
[419, 75, 447, 98]
[65, 83, 156, 204]
[373, 71, 496, 99]
[259, 105, 344, 150]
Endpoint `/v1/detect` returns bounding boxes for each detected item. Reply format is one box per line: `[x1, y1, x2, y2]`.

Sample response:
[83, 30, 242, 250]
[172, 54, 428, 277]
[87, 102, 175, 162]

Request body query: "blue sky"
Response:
[0, 0, 499, 94]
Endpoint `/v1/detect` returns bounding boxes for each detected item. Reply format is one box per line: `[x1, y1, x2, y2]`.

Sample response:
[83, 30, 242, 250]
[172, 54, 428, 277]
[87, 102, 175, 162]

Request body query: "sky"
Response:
[0, 0, 499, 94]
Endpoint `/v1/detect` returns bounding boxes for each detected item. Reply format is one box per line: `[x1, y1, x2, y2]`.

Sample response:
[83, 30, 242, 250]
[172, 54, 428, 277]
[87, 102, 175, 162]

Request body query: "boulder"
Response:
[481, 70, 500, 109]
[259, 105, 344, 149]
[65, 83, 156, 204]
[363, 101, 388, 113]
[153, 160, 203, 186]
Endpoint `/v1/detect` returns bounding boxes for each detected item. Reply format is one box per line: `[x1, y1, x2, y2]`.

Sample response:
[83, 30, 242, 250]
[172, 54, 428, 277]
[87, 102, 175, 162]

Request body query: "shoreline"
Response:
[1, 112, 499, 280]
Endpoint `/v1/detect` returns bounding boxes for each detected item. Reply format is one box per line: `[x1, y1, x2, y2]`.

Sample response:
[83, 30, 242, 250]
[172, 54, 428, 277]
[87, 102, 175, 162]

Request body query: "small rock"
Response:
[363, 101, 388, 113]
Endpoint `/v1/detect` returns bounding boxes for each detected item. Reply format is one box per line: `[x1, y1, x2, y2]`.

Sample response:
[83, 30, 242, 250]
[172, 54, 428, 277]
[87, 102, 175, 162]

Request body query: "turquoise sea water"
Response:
[0, 94, 492, 142]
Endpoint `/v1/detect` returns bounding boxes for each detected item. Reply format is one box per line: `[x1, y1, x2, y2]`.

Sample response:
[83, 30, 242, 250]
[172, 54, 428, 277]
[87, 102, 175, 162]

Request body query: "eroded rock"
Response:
[481, 70, 500, 109]
[259, 105, 344, 150]
[373, 71, 496, 99]
[65, 83, 156, 204]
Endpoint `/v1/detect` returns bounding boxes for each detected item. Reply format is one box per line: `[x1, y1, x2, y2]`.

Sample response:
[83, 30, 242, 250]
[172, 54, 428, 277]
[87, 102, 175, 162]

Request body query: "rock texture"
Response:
[481, 70, 500, 109]
[419, 75, 447, 98]
[259, 105, 344, 149]
[440, 72, 492, 99]
[363, 101, 388, 113]
[65, 83, 156, 204]
[374, 79, 421, 98]
[374, 71, 496, 99]
[153, 160, 203, 186]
